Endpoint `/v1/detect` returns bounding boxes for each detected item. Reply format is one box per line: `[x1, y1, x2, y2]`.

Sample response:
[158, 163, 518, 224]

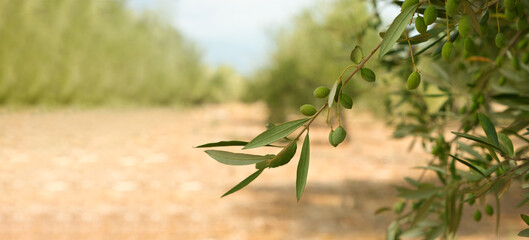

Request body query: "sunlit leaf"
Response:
[205, 150, 274, 166]
[328, 79, 340, 108]
[478, 113, 499, 147]
[379, 3, 418, 58]
[296, 133, 310, 201]
[244, 118, 309, 149]
[222, 169, 264, 197]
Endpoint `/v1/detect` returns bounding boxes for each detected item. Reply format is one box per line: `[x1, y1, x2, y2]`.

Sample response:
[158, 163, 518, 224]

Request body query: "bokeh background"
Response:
[0, 0, 526, 239]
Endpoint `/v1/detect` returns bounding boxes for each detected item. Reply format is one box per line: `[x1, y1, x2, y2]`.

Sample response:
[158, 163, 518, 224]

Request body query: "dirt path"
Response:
[0, 103, 525, 239]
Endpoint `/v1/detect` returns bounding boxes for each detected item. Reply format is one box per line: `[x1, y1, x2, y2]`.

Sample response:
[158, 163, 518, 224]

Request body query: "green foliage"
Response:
[0, 0, 231, 106]
[244, 0, 380, 122]
[200, 0, 529, 239]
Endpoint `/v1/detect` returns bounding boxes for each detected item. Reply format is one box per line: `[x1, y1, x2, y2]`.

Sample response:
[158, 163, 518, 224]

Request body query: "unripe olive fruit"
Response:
[393, 201, 406, 214]
[424, 5, 437, 25]
[522, 52, 529, 64]
[442, 41, 453, 63]
[300, 104, 317, 116]
[432, 145, 441, 155]
[505, 9, 516, 21]
[464, 37, 475, 52]
[495, 33, 505, 48]
[517, 18, 529, 31]
[512, 56, 520, 71]
[329, 130, 337, 147]
[496, 55, 504, 67]
[473, 210, 482, 222]
[407, 71, 421, 90]
[350, 46, 364, 64]
[518, 39, 528, 50]
[458, 15, 472, 37]
[467, 196, 475, 205]
[485, 204, 494, 216]
[401, 0, 419, 11]
[340, 93, 353, 109]
[504, 0, 515, 11]
[445, 0, 460, 17]
[361, 68, 376, 82]
[313, 86, 331, 98]
[415, 16, 427, 34]
[498, 76, 506, 86]
[332, 126, 347, 147]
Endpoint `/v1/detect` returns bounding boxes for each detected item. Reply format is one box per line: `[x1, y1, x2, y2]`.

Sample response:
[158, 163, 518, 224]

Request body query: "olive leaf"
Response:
[205, 150, 274, 166]
[244, 118, 309, 149]
[519, 228, 529, 237]
[449, 154, 487, 178]
[296, 133, 310, 201]
[222, 168, 264, 197]
[379, 3, 418, 58]
[328, 79, 340, 108]
[195, 140, 250, 148]
[498, 133, 514, 157]
[478, 113, 499, 147]
[522, 214, 529, 225]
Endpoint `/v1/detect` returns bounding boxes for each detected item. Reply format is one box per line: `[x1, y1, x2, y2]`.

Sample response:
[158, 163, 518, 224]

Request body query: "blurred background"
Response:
[0, 0, 525, 239]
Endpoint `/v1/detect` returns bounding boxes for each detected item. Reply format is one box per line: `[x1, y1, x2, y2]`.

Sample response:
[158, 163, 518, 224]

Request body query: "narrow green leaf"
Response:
[519, 228, 529, 237]
[244, 118, 309, 149]
[451, 132, 502, 151]
[195, 140, 249, 148]
[379, 3, 418, 58]
[398, 187, 440, 199]
[449, 154, 486, 178]
[411, 196, 436, 227]
[522, 214, 529, 225]
[222, 169, 264, 197]
[205, 150, 274, 166]
[478, 113, 499, 147]
[498, 133, 514, 157]
[328, 79, 339, 108]
[296, 133, 310, 201]
[400, 227, 426, 238]
[386, 220, 399, 240]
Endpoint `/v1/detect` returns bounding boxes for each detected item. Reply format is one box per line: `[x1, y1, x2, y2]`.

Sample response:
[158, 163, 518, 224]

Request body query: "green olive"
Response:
[300, 104, 317, 116]
[313, 86, 331, 98]
[393, 201, 406, 214]
[442, 41, 453, 63]
[473, 210, 482, 222]
[361, 68, 376, 82]
[340, 93, 353, 109]
[495, 33, 505, 48]
[485, 204, 494, 216]
[332, 126, 347, 147]
[458, 15, 472, 37]
[407, 71, 421, 90]
[445, 0, 460, 17]
[415, 16, 427, 34]
[424, 5, 438, 25]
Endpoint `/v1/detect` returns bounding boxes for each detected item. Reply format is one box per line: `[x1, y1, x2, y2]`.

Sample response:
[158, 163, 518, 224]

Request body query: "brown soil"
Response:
[0, 103, 526, 239]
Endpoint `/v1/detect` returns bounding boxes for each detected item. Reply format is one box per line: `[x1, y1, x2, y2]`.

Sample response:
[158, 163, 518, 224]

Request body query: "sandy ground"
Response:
[0, 102, 526, 240]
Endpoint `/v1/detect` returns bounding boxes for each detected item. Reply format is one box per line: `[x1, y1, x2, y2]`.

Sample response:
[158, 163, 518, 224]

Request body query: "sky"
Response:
[127, 0, 320, 75]
[127, 0, 398, 76]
